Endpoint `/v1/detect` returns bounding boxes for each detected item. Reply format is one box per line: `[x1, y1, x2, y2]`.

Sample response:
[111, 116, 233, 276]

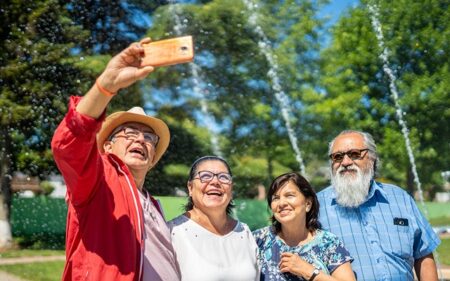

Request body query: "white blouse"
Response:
[168, 215, 260, 281]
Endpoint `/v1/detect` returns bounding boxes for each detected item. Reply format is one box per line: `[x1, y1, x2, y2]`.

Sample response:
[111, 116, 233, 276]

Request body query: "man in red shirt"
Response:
[52, 38, 181, 281]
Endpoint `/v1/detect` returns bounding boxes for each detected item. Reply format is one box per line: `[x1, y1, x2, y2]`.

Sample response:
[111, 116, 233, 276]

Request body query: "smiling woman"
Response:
[253, 172, 356, 281]
[168, 156, 260, 281]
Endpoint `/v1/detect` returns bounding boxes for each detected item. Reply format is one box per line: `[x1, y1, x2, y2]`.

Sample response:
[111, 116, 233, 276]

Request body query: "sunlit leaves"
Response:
[316, 0, 449, 191]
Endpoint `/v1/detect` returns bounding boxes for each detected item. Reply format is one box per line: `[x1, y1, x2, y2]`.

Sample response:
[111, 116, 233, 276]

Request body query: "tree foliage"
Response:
[0, 0, 163, 247]
[314, 0, 449, 193]
[1, 1, 86, 181]
[1, 0, 448, 205]
[0, 0, 88, 248]
[144, 0, 326, 194]
[65, 0, 164, 53]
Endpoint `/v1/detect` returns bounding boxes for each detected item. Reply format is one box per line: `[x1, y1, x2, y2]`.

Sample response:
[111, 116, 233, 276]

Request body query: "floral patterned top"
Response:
[252, 227, 353, 281]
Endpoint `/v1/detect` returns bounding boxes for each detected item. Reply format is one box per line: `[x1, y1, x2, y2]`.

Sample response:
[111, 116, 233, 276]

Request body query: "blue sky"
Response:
[320, 0, 359, 25]
[318, 0, 360, 45]
[141, 1, 361, 32]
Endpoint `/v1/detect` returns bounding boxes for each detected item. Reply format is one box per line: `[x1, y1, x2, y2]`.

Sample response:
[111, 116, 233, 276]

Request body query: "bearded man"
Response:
[317, 130, 440, 281]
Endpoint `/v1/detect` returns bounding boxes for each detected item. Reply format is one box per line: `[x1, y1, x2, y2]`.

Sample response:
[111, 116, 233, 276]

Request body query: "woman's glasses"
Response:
[195, 171, 232, 184]
[329, 149, 369, 163]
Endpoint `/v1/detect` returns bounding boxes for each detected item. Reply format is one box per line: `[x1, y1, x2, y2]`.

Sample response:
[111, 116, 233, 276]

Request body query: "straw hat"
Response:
[96, 107, 170, 166]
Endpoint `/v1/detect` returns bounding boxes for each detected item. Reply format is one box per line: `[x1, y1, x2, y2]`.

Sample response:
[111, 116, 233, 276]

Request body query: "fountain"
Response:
[367, 3, 443, 279]
[367, 2, 427, 217]
[1, 2, 446, 279]
[168, 1, 223, 157]
[242, 0, 307, 176]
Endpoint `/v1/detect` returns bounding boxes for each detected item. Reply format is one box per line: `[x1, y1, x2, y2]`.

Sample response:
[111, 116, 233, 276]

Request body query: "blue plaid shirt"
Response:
[317, 181, 440, 281]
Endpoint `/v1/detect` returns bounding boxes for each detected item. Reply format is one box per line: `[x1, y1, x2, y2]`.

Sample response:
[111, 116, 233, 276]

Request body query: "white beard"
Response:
[331, 164, 374, 208]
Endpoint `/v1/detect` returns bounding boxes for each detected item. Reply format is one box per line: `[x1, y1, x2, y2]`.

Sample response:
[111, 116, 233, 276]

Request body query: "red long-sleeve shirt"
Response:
[52, 96, 144, 281]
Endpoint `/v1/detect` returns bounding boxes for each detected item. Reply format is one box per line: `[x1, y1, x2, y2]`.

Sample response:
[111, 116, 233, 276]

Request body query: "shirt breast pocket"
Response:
[382, 221, 413, 259]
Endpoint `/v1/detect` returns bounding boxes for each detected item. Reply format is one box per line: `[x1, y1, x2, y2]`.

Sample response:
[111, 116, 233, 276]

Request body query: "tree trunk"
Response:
[0, 195, 13, 250]
[406, 165, 415, 198]
[264, 123, 274, 189]
[266, 154, 274, 188]
[0, 127, 13, 250]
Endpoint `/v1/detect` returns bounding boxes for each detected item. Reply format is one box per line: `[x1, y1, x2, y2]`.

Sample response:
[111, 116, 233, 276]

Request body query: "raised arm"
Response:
[76, 37, 154, 118]
[52, 38, 155, 205]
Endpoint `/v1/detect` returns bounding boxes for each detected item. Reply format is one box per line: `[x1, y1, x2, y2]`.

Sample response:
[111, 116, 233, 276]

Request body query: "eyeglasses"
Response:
[329, 149, 369, 163]
[113, 127, 159, 145]
[195, 171, 232, 184]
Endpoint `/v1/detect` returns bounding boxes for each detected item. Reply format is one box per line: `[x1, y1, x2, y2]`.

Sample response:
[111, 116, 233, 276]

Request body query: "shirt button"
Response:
[377, 257, 382, 263]
[363, 221, 368, 226]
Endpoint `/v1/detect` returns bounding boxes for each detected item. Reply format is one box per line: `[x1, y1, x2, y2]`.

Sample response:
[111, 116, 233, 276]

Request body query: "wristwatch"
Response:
[309, 267, 320, 281]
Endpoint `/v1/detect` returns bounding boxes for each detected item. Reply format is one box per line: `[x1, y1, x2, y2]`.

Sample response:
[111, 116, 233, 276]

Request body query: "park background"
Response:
[0, 0, 449, 280]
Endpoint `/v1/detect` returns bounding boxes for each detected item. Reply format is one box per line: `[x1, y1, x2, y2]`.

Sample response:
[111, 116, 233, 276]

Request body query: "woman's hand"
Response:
[97, 37, 154, 93]
[279, 252, 356, 281]
[279, 252, 315, 278]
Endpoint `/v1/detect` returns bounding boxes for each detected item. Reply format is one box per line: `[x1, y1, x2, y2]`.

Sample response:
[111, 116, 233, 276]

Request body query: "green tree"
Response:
[144, 0, 326, 193]
[65, 0, 163, 53]
[0, 0, 88, 248]
[314, 0, 449, 194]
[1, 0, 163, 248]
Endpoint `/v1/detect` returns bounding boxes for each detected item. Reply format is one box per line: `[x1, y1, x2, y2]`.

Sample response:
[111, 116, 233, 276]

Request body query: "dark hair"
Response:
[185, 156, 234, 215]
[267, 172, 321, 233]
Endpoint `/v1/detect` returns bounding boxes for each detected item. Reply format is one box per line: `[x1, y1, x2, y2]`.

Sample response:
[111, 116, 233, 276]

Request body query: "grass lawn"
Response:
[0, 239, 448, 281]
[0, 249, 64, 258]
[0, 249, 65, 281]
[429, 216, 450, 226]
[437, 237, 450, 266]
[419, 202, 450, 220]
[0, 261, 64, 281]
[2, 199, 448, 281]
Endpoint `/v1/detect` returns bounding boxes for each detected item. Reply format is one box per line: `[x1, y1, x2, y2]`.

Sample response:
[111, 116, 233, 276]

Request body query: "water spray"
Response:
[367, 3, 443, 279]
[242, 0, 306, 176]
[168, 0, 223, 157]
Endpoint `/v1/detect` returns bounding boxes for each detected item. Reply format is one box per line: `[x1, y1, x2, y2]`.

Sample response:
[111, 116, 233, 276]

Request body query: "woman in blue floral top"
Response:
[253, 172, 355, 281]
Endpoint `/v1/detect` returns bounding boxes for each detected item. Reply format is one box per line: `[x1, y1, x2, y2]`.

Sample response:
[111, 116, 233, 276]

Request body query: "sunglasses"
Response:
[329, 149, 370, 163]
[195, 171, 232, 184]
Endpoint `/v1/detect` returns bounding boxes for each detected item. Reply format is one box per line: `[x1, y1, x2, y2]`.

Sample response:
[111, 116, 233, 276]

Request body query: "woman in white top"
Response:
[168, 156, 259, 281]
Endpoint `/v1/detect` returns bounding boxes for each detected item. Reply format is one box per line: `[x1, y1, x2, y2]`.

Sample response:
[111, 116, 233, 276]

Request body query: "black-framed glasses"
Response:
[113, 127, 159, 145]
[195, 171, 232, 184]
[329, 149, 369, 163]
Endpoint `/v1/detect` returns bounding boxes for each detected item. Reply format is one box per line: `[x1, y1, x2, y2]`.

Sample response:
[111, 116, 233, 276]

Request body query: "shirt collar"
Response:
[331, 180, 388, 205]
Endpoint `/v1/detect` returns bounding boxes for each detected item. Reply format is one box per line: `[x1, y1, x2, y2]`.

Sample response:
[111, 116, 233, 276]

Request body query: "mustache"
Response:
[335, 164, 359, 174]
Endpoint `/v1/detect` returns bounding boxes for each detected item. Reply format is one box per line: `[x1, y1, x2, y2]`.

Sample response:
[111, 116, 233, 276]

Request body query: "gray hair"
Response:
[328, 130, 381, 175]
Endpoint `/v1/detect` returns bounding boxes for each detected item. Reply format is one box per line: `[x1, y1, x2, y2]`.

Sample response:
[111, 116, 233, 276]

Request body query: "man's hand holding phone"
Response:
[141, 36, 194, 67]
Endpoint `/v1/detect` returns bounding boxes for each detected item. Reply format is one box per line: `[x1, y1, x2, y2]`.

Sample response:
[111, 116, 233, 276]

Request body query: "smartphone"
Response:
[142, 36, 194, 67]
